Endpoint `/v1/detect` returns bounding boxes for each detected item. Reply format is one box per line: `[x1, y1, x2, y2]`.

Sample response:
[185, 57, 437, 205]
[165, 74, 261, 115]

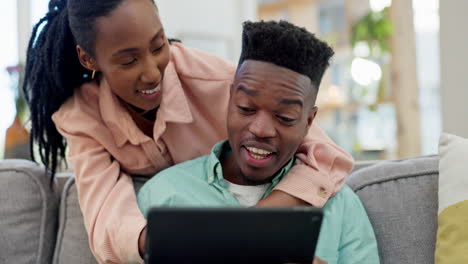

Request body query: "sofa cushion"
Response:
[0, 159, 59, 264]
[435, 133, 468, 263]
[53, 175, 148, 264]
[347, 155, 438, 264]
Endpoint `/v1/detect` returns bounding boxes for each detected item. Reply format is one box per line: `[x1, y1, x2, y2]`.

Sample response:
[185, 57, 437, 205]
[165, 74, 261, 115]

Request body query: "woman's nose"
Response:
[140, 57, 161, 84]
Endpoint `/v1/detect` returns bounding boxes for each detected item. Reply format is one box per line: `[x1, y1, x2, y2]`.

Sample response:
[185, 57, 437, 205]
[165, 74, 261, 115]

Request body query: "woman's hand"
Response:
[313, 256, 327, 264]
[286, 257, 327, 264]
[138, 227, 147, 258]
[256, 190, 308, 207]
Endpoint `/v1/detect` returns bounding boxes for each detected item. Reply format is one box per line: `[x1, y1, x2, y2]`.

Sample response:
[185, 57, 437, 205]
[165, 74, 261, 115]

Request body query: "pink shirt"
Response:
[52, 43, 354, 264]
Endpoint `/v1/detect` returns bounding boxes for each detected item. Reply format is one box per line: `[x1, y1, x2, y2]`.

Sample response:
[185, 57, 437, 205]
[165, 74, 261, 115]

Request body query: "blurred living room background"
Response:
[1, 0, 466, 165]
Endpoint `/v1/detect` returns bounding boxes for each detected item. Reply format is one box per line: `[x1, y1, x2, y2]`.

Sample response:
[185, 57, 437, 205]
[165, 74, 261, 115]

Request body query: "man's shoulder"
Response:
[334, 185, 357, 200]
[324, 185, 365, 213]
[156, 154, 209, 175]
[144, 155, 210, 186]
[137, 155, 213, 213]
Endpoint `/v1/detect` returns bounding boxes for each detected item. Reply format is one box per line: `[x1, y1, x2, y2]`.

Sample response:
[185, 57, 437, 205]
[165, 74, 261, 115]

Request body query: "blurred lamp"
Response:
[351, 58, 382, 86]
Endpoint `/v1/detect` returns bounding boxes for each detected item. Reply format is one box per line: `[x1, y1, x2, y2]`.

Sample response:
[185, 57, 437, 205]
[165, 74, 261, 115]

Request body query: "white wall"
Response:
[413, 0, 441, 155]
[21, 0, 258, 63]
[17, 0, 31, 64]
[0, 0, 19, 158]
[440, 0, 468, 137]
[156, 0, 258, 62]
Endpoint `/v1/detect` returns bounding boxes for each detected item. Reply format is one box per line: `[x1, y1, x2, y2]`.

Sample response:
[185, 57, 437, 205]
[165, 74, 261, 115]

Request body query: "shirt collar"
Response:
[99, 78, 143, 147]
[153, 60, 193, 140]
[98, 48, 193, 147]
[206, 140, 295, 187]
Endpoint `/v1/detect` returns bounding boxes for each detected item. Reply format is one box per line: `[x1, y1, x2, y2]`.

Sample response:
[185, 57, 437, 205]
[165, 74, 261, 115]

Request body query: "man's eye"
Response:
[122, 58, 137, 66]
[277, 115, 296, 123]
[237, 106, 255, 113]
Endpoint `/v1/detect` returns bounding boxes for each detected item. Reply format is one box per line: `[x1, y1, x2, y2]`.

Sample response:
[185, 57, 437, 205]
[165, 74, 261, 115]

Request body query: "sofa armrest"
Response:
[0, 159, 59, 264]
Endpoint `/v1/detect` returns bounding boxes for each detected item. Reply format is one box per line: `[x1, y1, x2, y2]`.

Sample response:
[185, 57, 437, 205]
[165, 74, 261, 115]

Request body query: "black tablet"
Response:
[145, 207, 323, 264]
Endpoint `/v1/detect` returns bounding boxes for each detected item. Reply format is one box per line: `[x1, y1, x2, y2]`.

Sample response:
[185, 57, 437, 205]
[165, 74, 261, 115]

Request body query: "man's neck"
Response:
[221, 152, 245, 185]
[221, 150, 273, 186]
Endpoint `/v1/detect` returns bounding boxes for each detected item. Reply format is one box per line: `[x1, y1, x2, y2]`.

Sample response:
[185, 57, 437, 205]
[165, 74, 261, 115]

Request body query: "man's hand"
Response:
[256, 190, 308, 207]
[138, 226, 147, 258]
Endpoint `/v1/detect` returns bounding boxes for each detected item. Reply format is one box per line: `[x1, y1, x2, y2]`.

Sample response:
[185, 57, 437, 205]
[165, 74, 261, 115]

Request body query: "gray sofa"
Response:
[0, 156, 438, 264]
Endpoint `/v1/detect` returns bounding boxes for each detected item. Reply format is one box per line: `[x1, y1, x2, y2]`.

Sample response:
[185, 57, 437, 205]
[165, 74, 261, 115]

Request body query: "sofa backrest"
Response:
[52, 174, 98, 264]
[0, 157, 439, 264]
[52, 176, 147, 264]
[0, 159, 59, 264]
[347, 155, 439, 264]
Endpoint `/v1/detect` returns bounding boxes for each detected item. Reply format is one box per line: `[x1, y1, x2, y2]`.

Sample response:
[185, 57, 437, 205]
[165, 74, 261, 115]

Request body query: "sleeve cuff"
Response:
[118, 216, 147, 264]
[273, 164, 335, 208]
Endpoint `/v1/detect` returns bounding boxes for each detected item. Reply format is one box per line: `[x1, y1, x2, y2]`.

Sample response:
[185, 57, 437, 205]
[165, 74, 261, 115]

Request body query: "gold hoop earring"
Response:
[91, 70, 96, 79]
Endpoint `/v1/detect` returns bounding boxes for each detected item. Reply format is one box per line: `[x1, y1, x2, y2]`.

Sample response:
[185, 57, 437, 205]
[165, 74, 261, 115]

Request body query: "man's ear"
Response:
[76, 45, 98, 71]
[306, 106, 318, 131]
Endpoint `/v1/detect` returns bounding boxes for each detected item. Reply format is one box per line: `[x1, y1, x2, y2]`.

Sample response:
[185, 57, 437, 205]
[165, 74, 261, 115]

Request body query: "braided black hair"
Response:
[238, 20, 335, 90]
[22, 0, 155, 182]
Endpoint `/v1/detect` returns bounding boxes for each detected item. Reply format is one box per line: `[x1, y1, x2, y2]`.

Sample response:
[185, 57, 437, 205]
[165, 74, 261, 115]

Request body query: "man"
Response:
[138, 20, 379, 264]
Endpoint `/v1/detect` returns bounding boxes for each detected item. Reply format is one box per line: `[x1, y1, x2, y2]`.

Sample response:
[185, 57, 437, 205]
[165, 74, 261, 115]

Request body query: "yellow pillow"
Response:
[435, 133, 468, 263]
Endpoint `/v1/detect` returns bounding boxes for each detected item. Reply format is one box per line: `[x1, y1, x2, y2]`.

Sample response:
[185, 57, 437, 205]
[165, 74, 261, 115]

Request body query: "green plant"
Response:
[351, 7, 393, 107]
[6, 64, 28, 122]
[351, 7, 393, 57]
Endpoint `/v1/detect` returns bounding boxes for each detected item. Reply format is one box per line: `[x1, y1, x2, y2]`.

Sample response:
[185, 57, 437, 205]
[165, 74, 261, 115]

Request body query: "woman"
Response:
[22, 0, 354, 263]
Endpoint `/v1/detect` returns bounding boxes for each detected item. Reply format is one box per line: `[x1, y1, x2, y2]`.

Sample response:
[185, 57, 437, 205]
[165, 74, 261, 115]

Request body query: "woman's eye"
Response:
[122, 58, 137, 66]
[152, 43, 165, 54]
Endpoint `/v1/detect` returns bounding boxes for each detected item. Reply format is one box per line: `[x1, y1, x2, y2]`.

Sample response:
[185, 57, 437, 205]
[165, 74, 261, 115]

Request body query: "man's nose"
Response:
[248, 112, 276, 139]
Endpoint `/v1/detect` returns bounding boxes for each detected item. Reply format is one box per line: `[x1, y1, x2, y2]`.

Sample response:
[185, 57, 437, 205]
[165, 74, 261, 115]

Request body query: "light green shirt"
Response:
[138, 141, 380, 264]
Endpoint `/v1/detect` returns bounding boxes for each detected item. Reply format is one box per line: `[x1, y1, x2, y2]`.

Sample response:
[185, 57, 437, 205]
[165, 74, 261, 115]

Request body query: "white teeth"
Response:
[139, 86, 160, 95]
[251, 154, 265, 160]
[246, 147, 272, 155]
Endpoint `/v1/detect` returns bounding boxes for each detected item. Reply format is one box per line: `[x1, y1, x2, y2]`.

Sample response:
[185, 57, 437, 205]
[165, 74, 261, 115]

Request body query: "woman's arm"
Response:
[259, 123, 354, 208]
[59, 130, 146, 264]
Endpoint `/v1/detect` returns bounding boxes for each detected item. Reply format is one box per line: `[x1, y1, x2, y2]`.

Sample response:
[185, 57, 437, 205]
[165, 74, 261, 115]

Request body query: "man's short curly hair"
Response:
[238, 20, 334, 90]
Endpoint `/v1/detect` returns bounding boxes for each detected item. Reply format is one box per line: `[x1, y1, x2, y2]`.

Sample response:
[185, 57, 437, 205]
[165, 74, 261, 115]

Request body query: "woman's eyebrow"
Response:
[112, 29, 163, 57]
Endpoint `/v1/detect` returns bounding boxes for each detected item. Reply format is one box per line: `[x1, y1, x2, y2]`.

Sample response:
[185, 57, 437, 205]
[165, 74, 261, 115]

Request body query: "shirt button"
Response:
[318, 187, 328, 198]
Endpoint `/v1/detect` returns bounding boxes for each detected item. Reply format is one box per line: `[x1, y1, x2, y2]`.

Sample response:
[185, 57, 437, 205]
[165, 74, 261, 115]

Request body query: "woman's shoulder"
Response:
[169, 42, 236, 81]
[52, 81, 103, 130]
